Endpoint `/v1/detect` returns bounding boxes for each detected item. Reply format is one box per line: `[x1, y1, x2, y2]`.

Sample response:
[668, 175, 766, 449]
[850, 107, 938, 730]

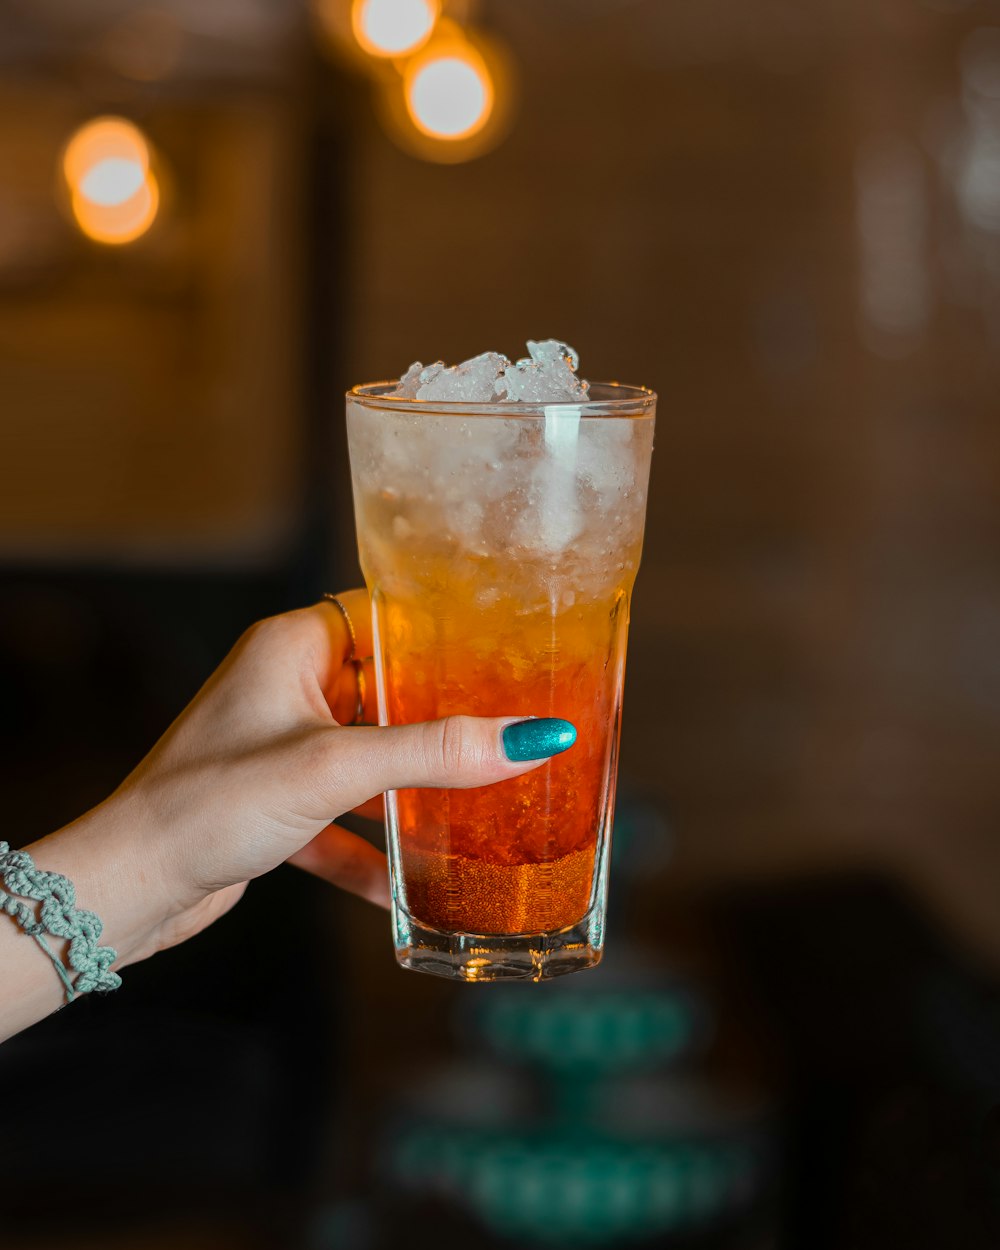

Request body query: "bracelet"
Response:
[0, 841, 121, 1003]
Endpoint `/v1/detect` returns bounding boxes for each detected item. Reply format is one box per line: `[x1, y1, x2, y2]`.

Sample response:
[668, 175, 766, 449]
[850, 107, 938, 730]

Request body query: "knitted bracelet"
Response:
[0, 841, 121, 1002]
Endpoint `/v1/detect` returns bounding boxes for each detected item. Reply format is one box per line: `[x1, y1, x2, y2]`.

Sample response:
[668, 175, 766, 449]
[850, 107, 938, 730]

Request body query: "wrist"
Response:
[27, 793, 190, 970]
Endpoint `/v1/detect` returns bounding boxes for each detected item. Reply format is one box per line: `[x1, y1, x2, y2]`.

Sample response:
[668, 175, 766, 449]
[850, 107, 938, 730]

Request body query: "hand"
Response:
[74, 592, 554, 963]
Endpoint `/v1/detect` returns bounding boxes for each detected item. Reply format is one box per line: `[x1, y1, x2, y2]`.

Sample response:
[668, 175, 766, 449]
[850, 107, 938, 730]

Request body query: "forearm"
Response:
[0, 799, 175, 1042]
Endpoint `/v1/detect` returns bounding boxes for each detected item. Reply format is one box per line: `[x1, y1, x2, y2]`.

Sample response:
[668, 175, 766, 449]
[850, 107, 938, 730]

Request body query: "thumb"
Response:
[306, 715, 577, 819]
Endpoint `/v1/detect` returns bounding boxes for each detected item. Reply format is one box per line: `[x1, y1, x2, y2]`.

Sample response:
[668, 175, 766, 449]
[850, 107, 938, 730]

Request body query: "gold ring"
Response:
[350, 658, 367, 726]
[322, 593, 356, 660]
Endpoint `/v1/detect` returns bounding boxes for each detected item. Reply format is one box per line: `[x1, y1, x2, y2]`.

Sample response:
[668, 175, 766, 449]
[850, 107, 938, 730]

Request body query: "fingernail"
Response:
[502, 718, 577, 762]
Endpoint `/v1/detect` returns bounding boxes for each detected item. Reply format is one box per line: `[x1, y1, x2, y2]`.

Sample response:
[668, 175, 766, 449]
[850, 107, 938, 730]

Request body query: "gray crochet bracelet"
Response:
[0, 841, 121, 1002]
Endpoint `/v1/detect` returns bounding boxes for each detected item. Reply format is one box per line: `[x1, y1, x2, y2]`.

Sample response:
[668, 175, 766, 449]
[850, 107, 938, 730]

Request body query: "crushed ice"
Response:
[390, 340, 589, 404]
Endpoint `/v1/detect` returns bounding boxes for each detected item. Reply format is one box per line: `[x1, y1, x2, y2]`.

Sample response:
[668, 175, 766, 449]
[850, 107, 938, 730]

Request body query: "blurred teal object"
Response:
[385, 1071, 768, 1246]
[458, 943, 710, 1077]
[475, 985, 702, 1073]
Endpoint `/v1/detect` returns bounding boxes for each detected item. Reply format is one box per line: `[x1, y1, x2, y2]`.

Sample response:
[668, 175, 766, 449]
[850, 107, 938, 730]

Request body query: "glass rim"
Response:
[346, 379, 656, 417]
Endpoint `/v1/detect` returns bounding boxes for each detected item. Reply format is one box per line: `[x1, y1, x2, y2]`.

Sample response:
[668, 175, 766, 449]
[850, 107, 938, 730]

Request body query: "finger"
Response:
[329, 659, 363, 727]
[328, 656, 377, 727]
[287, 823, 389, 909]
[302, 715, 577, 819]
[317, 588, 373, 661]
[352, 794, 384, 821]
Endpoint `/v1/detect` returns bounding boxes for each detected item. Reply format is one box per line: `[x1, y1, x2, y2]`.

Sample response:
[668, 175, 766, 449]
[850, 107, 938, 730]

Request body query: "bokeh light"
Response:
[63, 117, 149, 194]
[377, 25, 514, 164]
[71, 176, 160, 246]
[62, 117, 159, 245]
[352, 0, 438, 58]
[405, 47, 493, 140]
[78, 158, 146, 207]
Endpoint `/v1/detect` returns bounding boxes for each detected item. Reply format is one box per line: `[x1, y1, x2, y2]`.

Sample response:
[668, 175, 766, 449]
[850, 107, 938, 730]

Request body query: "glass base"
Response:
[393, 905, 605, 983]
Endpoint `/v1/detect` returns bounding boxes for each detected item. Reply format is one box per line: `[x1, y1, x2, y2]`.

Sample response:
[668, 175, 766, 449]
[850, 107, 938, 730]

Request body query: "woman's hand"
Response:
[27, 593, 557, 971]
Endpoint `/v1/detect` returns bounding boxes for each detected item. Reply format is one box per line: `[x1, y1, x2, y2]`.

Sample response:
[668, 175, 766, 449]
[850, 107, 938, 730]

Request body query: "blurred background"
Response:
[3, 0, 1000, 1246]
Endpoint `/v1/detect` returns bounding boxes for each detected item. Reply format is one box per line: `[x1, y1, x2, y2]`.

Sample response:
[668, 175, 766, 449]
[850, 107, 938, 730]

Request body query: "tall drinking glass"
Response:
[346, 381, 655, 981]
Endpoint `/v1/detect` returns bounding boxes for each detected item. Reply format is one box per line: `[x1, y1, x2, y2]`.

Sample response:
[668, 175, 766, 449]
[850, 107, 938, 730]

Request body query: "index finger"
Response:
[320, 588, 373, 659]
[311, 589, 374, 707]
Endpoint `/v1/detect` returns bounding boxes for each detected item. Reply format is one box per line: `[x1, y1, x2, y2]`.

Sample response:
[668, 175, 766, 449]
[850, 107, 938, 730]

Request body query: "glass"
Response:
[346, 381, 656, 981]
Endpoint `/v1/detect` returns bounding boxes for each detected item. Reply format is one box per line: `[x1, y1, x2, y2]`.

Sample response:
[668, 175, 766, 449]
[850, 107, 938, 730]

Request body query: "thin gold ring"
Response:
[350, 658, 367, 726]
[322, 593, 356, 660]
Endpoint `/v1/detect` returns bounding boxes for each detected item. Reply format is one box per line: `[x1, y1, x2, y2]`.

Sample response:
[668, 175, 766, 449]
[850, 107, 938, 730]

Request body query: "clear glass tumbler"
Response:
[346, 381, 656, 981]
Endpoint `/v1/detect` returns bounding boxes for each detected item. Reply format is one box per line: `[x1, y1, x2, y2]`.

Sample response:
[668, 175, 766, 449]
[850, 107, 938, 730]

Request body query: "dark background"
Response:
[2, 1, 1000, 1247]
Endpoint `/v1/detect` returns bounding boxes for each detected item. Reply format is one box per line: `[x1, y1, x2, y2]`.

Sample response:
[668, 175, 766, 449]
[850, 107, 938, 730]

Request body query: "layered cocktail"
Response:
[347, 343, 655, 981]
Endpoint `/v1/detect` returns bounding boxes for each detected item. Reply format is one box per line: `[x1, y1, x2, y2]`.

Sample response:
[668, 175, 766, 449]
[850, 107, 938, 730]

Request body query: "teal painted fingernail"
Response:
[502, 718, 577, 762]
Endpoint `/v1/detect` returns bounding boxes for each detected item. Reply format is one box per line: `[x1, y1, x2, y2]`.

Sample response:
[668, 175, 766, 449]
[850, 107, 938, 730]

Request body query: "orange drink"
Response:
[347, 380, 655, 981]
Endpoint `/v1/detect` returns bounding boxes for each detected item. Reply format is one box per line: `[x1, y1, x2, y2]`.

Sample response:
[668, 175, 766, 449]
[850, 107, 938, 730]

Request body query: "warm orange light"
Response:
[352, 0, 438, 58]
[63, 118, 149, 191]
[62, 117, 159, 245]
[71, 174, 160, 246]
[405, 46, 493, 140]
[377, 25, 514, 164]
